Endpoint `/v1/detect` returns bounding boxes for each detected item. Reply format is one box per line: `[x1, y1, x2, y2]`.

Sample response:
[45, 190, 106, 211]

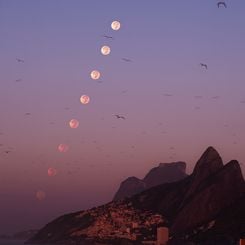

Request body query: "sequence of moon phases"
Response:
[48, 167, 57, 177]
[36, 190, 46, 201]
[90, 70, 100, 80]
[58, 143, 69, 153]
[111, 20, 121, 31]
[80, 95, 90, 104]
[69, 119, 79, 129]
[101, 45, 111, 55]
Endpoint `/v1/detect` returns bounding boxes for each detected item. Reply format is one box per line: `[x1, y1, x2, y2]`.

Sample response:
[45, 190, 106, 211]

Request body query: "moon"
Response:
[58, 143, 69, 153]
[90, 70, 100, 80]
[48, 167, 57, 177]
[101, 45, 111, 55]
[111, 20, 121, 31]
[69, 119, 79, 129]
[36, 190, 46, 201]
[80, 95, 90, 104]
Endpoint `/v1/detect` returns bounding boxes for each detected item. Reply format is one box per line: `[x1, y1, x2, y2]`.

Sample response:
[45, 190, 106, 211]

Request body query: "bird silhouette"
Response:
[121, 58, 132, 62]
[16, 58, 24, 63]
[217, 2, 227, 8]
[211, 96, 220, 99]
[115, 114, 126, 120]
[200, 63, 208, 69]
[162, 93, 173, 97]
[102, 35, 114, 39]
[15, 79, 22, 82]
[25, 112, 31, 116]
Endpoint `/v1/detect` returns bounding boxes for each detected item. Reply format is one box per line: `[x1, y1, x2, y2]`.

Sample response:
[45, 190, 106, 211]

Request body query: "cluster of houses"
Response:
[71, 201, 168, 244]
[70, 201, 245, 244]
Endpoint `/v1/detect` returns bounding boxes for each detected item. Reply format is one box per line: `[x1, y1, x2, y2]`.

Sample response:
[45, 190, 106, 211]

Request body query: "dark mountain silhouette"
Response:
[113, 161, 187, 201]
[28, 146, 245, 245]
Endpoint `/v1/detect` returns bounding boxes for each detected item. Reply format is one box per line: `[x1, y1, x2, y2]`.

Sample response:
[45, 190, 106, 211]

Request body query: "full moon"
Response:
[101, 45, 111, 55]
[48, 167, 57, 177]
[80, 95, 90, 104]
[111, 20, 121, 31]
[90, 70, 100, 80]
[36, 190, 46, 201]
[69, 119, 79, 129]
[58, 143, 69, 153]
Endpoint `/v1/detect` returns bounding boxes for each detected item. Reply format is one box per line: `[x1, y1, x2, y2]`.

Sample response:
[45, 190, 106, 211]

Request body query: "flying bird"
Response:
[194, 95, 203, 99]
[15, 79, 22, 82]
[25, 112, 31, 116]
[162, 93, 173, 97]
[121, 58, 132, 62]
[102, 35, 114, 39]
[200, 63, 208, 69]
[115, 114, 126, 120]
[211, 96, 220, 99]
[217, 1, 227, 8]
[16, 58, 24, 63]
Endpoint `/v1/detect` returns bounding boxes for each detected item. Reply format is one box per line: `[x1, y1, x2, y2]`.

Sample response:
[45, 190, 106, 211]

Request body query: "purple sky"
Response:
[0, 0, 245, 234]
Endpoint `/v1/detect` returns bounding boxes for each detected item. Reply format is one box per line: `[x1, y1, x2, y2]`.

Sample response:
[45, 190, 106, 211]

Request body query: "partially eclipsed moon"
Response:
[69, 119, 79, 129]
[90, 70, 100, 80]
[36, 190, 46, 201]
[80, 95, 90, 104]
[101, 45, 111, 55]
[111, 20, 121, 31]
[58, 143, 69, 153]
[48, 167, 57, 177]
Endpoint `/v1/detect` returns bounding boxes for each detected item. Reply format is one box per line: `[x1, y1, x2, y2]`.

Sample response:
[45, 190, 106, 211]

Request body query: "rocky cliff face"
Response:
[131, 147, 245, 243]
[113, 161, 187, 201]
[28, 147, 245, 244]
[113, 177, 146, 201]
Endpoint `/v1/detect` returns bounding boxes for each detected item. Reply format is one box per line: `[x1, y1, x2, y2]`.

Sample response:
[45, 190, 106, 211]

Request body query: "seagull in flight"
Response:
[211, 96, 220, 99]
[162, 93, 173, 97]
[194, 95, 203, 99]
[102, 35, 114, 39]
[121, 58, 132, 62]
[200, 63, 208, 69]
[217, 2, 227, 8]
[114, 114, 126, 120]
[16, 58, 24, 63]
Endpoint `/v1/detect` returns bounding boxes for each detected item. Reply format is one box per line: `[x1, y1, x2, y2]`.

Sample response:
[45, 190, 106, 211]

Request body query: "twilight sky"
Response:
[0, 0, 245, 234]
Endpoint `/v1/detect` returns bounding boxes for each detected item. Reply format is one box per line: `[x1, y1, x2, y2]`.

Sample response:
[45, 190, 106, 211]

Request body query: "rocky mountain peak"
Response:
[113, 161, 188, 201]
[193, 146, 223, 176]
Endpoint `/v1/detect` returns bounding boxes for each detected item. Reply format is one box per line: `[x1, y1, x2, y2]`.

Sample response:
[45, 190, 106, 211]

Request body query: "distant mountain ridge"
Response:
[113, 161, 187, 201]
[28, 146, 245, 245]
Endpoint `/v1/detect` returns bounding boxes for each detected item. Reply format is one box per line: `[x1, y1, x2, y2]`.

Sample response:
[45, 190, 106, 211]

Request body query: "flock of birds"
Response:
[2, 0, 244, 199]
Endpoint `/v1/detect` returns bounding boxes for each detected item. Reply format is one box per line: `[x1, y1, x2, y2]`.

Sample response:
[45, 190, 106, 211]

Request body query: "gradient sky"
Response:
[0, 0, 245, 234]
